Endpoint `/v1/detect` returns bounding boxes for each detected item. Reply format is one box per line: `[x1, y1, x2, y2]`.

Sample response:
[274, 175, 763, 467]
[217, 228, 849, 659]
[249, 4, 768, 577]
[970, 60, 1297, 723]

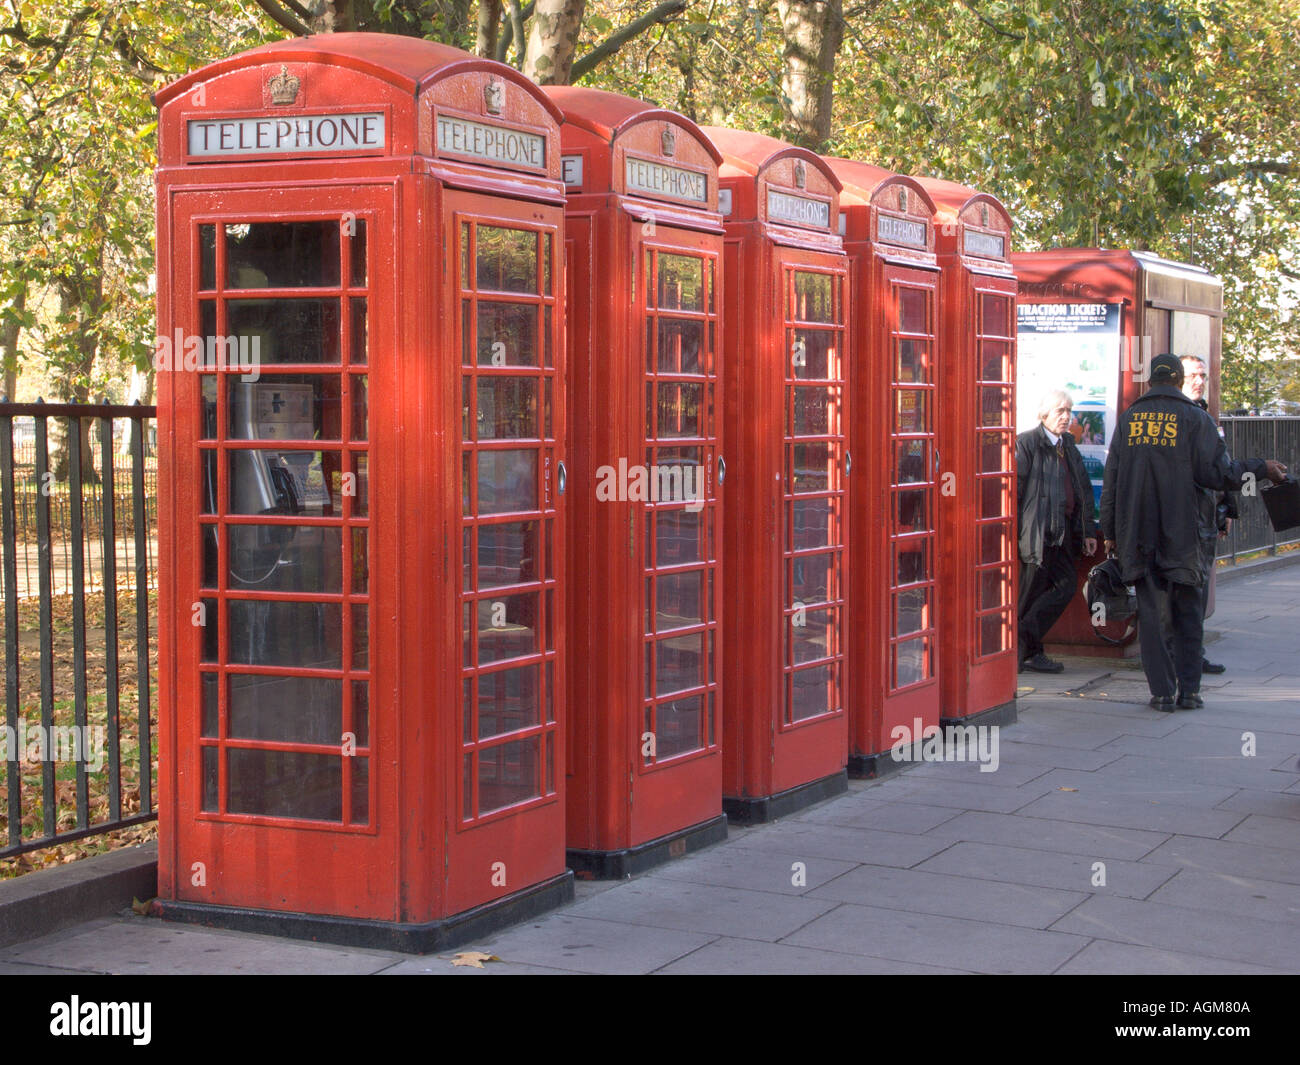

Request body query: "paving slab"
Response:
[784, 902, 1091, 974]
[1050, 895, 1299, 970]
[898, 757, 1055, 788]
[993, 739, 1127, 772]
[1022, 766, 1245, 806]
[807, 863, 1088, 929]
[1015, 791, 1247, 838]
[450, 914, 715, 975]
[1221, 812, 1300, 851]
[654, 935, 971, 975]
[646, 844, 860, 896]
[852, 776, 1058, 814]
[790, 799, 963, 834]
[1054, 939, 1291, 975]
[557, 875, 839, 941]
[914, 840, 1178, 899]
[1216, 788, 1300, 819]
[724, 820, 952, 867]
[921, 810, 1170, 860]
[0, 915, 402, 975]
[1146, 868, 1300, 925]
[1141, 834, 1300, 886]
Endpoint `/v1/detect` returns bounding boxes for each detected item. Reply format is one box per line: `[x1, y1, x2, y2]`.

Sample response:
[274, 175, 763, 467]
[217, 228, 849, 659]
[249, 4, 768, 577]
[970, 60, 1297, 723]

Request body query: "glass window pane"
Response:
[794, 386, 835, 436]
[895, 439, 928, 485]
[476, 227, 538, 293]
[478, 737, 540, 813]
[202, 746, 218, 812]
[227, 600, 341, 669]
[352, 603, 368, 669]
[350, 298, 368, 365]
[350, 758, 369, 825]
[980, 385, 1011, 427]
[478, 664, 540, 739]
[979, 432, 1006, 473]
[476, 377, 538, 439]
[980, 340, 1011, 382]
[979, 475, 1008, 520]
[477, 521, 540, 588]
[353, 681, 369, 746]
[792, 272, 834, 323]
[654, 509, 702, 567]
[477, 302, 537, 366]
[655, 570, 702, 631]
[227, 674, 342, 744]
[895, 539, 929, 585]
[199, 224, 216, 291]
[657, 318, 704, 374]
[351, 375, 367, 441]
[980, 612, 1009, 656]
[979, 568, 1010, 611]
[896, 487, 929, 532]
[897, 287, 928, 334]
[981, 293, 1010, 338]
[477, 450, 537, 515]
[792, 329, 836, 380]
[228, 449, 340, 517]
[791, 552, 834, 605]
[201, 673, 218, 737]
[225, 221, 340, 289]
[792, 496, 834, 550]
[350, 219, 367, 288]
[228, 525, 341, 593]
[477, 593, 538, 664]
[980, 521, 1010, 564]
[895, 389, 928, 434]
[227, 749, 342, 822]
[226, 298, 340, 364]
[791, 664, 833, 721]
[227, 376, 340, 441]
[656, 631, 703, 695]
[894, 636, 929, 688]
[655, 695, 702, 759]
[791, 442, 833, 493]
[656, 254, 704, 311]
[791, 607, 834, 664]
[653, 382, 702, 439]
[895, 338, 928, 383]
[894, 587, 929, 636]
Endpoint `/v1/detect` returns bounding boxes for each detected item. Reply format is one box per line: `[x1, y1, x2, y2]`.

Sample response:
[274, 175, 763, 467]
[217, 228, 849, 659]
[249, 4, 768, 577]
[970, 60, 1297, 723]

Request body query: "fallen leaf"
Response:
[1058, 787, 1078, 792]
[451, 951, 500, 968]
[131, 896, 151, 915]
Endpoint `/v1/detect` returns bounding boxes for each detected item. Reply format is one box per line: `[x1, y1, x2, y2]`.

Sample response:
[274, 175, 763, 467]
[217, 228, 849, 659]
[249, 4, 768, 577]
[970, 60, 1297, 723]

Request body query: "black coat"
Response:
[1100, 385, 1265, 586]
[1016, 423, 1097, 566]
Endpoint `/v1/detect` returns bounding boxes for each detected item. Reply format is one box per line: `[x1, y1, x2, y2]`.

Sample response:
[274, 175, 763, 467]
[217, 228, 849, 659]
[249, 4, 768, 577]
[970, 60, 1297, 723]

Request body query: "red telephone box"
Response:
[703, 128, 849, 822]
[153, 34, 571, 950]
[543, 87, 726, 876]
[823, 158, 943, 775]
[915, 177, 1019, 723]
[1012, 248, 1223, 656]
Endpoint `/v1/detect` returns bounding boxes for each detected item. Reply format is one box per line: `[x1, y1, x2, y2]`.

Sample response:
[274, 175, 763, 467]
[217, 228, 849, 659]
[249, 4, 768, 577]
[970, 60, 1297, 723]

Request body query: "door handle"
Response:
[844, 451, 852, 476]
[717, 456, 726, 485]
[557, 460, 567, 496]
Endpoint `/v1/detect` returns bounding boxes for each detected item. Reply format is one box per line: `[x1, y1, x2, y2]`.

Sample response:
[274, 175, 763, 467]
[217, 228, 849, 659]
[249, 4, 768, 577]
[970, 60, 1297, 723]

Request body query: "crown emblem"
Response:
[793, 160, 806, 188]
[485, 80, 504, 115]
[661, 126, 676, 157]
[980, 203, 990, 226]
[898, 187, 908, 211]
[269, 65, 299, 106]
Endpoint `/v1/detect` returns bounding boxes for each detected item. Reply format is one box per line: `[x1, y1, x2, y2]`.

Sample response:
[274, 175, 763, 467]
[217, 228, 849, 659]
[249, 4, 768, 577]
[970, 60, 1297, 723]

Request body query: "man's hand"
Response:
[1264, 459, 1289, 484]
[1104, 539, 1116, 556]
[1219, 518, 1232, 540]
[1083, 537, 1098, 557]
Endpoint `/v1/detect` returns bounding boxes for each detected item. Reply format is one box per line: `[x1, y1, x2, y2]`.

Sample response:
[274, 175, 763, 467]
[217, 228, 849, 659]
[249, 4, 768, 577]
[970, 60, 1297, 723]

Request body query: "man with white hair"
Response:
[1015, 390, 1098, 672]
[1181, 354, 1230, 675]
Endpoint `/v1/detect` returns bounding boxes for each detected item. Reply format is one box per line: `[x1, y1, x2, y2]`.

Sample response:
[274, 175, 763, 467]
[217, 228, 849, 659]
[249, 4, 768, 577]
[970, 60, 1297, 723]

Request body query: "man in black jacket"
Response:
[1100, 354, 1287, 710]
[1016, 390, 1098, 673]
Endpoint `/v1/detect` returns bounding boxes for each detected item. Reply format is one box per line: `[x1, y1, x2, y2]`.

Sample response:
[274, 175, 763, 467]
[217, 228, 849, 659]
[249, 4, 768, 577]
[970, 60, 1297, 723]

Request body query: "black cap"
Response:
[1150, 353, 1183, 381]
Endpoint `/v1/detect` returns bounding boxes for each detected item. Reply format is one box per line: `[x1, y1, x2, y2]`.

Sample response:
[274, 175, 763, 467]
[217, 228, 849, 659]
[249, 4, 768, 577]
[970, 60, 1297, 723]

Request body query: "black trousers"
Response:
[1198, 537, 1216, 660]
[1018, 541, 1077, 659]
[1136, 570, 1205, 698]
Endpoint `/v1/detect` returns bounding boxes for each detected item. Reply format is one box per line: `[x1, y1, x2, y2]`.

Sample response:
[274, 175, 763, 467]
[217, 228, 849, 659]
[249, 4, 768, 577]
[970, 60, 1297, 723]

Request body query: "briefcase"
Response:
[1261, 475, 1300, 533]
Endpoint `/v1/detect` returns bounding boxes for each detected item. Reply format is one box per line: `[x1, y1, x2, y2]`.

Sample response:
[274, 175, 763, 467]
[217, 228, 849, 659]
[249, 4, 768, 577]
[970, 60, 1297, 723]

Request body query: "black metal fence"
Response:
[1, 401, 158, 859]
[1217, 417, 1300, 561]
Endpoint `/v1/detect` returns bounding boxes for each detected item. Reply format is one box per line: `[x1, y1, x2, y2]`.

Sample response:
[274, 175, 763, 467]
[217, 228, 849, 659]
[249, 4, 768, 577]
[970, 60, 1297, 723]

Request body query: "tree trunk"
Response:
[53, 275, 103, 485]
[776, 0, 843, 150]
[1, 284, 24, 401]
[477, 0, 503, 56]
[523, 0, 586, 85]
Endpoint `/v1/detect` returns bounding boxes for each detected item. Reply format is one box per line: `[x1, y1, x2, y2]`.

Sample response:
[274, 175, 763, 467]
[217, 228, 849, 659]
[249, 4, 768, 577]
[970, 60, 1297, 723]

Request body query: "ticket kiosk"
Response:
[544, 87, 727, 876]
[703, 128, 849, 821]
[154, 34, 571, 950]
[823, 159, 942, 775]
[916, 177, 1018, 723]
[1012, 248, 1223, 656]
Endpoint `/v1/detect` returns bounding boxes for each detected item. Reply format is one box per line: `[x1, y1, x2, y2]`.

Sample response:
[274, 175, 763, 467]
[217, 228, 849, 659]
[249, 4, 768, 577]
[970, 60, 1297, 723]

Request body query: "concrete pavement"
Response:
[2, 559, 1297, 975]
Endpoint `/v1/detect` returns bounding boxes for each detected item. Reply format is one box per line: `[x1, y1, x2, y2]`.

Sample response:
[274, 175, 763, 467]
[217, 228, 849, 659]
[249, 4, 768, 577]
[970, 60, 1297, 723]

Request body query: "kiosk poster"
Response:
[1015, 302, 1122, 506]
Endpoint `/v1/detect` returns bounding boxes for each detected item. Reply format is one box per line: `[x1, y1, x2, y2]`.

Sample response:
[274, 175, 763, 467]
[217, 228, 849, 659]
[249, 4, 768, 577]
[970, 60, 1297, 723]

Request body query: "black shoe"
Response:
[1201, 659, 1226, 675]
[1021, 653, 1065, 674]
[1149, 695, 1176, 712]
[1176, 691, 1204, 710]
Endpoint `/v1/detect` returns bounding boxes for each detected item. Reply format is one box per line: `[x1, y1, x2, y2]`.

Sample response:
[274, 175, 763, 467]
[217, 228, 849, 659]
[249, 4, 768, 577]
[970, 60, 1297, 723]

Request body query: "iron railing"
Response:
[1217, 417, 1300, 561]
[1, 401, 158, 859]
